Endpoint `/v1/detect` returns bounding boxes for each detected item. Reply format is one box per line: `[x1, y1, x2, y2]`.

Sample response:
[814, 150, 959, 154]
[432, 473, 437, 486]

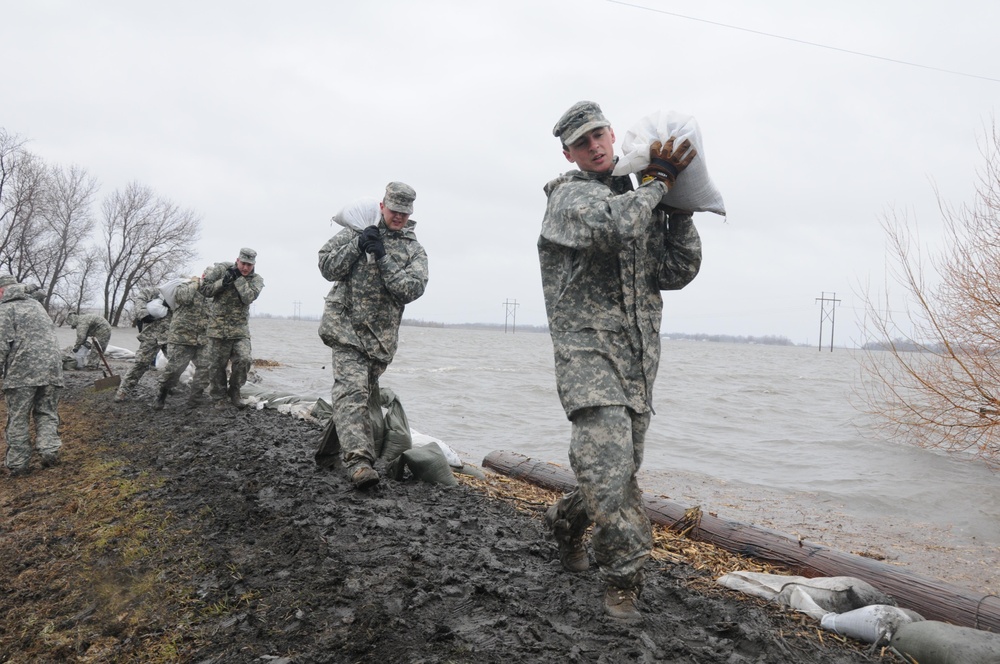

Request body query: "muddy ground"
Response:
[0, 364, 898, 663]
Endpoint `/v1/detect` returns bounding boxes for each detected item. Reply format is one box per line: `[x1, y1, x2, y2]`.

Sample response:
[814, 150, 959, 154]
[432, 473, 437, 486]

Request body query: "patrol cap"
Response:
[0, 274, 17, 287]
[553, 100, 611, 147]
[383, 182, 416, 215]
[238, 248, 257, 265]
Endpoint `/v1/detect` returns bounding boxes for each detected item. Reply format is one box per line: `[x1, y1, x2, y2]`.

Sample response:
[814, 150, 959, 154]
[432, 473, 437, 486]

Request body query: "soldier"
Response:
[0, 281, 65, 476]
[198, 248, 264, 409]
[538, 101, 701, 620]
[152, 276, 211, 410]
[115, 285, 172, 402]
[67, 311, 113, 369]
[318, 182, 429, 490]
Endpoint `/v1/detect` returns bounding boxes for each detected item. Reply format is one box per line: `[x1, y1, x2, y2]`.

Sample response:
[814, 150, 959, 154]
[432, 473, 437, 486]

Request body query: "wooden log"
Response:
[482, 450, 1000, 633]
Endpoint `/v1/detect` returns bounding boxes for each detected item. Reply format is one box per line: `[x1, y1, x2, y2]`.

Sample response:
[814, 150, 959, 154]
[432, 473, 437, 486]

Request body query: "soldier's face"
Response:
[235, 259, 254, 276]
[380, 202, 410, 232]
[563, 126, 616, 173]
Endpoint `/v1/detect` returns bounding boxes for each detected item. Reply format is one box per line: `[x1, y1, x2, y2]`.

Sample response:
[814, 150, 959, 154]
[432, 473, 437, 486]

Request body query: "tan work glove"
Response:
[640, 137, 697, 188]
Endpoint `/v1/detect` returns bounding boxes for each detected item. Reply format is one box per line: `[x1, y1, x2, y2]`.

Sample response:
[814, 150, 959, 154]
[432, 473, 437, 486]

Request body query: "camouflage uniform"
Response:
[0, 284, 65, 473]
[199, 250, 264, 405]
[318, 214, 428, 471]
[68, 312, 112, 368]
[538, 151, 702, 591]
[156, 278, 211, 406]
[117, 286, 172, 399]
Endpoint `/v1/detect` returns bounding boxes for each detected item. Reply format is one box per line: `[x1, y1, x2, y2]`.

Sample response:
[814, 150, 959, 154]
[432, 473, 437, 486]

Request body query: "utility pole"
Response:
[502, 299, 519, 333]
[292, 301, 301, 320]
[815, 292, 841, 352]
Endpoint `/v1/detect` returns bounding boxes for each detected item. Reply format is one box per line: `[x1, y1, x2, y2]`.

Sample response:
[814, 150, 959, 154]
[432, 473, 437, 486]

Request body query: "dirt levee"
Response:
[0, 368, 886, 662]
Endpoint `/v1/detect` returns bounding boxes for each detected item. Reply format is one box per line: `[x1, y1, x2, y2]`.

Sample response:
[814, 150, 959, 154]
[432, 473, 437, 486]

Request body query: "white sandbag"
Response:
[154, 349, 168, 371]
[102, 345, 135, 360]
[891, 620, 1000, 664]
[74, 345, 88, 369]
[717, 571, 894, 615]
[146, 297, 169, 319]
[157, 277, 188, 309]
[820, 605, 923, 645]
[332, 197, 380, 232]
[411, 430, 463, 468]
[612, 110, 726, 216]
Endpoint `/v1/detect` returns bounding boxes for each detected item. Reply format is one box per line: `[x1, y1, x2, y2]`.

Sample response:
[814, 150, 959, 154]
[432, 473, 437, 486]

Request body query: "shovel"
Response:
[91, 337, 121, 391]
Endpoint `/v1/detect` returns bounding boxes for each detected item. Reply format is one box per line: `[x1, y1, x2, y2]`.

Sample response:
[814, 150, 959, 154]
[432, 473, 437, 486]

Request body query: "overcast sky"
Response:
[4, 1, 998, 345]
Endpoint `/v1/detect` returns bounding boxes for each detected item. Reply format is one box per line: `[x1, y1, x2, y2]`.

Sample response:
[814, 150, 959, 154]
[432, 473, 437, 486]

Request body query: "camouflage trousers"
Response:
[549, 405, 652, 590]
[120, 335, 162, 394]
[206, 337, 252, 397]
[84, 331, 112, 368]
[158, 342, 211, 396]
[330, 345, 387, 469]
[3, 385, 61, 471]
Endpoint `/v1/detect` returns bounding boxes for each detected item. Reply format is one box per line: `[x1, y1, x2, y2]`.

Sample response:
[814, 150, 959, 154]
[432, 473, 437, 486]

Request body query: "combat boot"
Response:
[603, 586, 642, 621]
[228, 386, 246, 409]
[40, 453, 60, 468]
[350, 462, 380, 490]
[114, 388, 129, 402]
[152, 386, 168, 411]
[544, 503, 590, 572]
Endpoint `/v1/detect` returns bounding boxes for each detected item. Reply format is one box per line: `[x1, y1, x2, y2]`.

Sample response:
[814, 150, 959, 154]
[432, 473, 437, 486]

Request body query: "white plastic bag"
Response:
[157, 277, 187, 309]
[146, 297, 169, 319]
[612, 110, 726, 216]
[331, 197, 380, 232]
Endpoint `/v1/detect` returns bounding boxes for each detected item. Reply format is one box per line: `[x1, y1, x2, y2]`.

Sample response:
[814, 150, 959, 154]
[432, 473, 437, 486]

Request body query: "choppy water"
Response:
[67, 318, 1000, 588]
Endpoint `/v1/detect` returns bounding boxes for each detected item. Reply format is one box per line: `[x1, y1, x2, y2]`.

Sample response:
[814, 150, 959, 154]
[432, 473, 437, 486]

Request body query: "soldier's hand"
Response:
[641, 137, 697, 187]
[223, 266, 239, 285]
[357, 226, 380, 253]
[368, 237, 386, 260]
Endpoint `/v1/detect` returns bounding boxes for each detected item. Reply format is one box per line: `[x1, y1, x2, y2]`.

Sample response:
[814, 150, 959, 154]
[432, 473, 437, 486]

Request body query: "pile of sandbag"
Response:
[717, 571, 1000, 661]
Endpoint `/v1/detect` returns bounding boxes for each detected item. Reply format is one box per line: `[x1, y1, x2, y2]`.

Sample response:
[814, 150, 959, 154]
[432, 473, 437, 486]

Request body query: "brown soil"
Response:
[0, 365, 899, 663]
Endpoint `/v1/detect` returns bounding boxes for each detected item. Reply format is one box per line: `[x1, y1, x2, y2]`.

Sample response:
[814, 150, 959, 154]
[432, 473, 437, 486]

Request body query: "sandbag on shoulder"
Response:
[612, 110, 726, 216]
[890, 620, 1000, 664]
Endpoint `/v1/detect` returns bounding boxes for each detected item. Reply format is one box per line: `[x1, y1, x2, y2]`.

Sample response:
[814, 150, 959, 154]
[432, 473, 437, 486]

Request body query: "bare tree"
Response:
[100, 181, 200, 325]
[859, 121, 1000, 468]
[0, 134, 50, 280]
[32, 164, 99, 309]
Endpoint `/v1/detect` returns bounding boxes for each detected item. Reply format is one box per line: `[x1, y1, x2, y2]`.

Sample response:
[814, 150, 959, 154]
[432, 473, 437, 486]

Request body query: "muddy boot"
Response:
[114, 388, 129, 402]
[603, 586, 642, 621]
[349, 462, 380, 490]
[228, 386, 246, 409]
[152, 386, 168, 411]
[545, 503, 590, 572]
[40, 453, 60, 468]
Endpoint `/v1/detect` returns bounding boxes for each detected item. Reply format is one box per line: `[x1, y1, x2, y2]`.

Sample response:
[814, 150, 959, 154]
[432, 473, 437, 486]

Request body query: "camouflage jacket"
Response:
[0, 285, 64, 388]
[167, 279, 208, 346]
[199, 262, 264, 339]
[538, 170, 701, 417]
[72, 313, 112, 349]
[134, 286, 172, 345]
[318, 218, 428, 364]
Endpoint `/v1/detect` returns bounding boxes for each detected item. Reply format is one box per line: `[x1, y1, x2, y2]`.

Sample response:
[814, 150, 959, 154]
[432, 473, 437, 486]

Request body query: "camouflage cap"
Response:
[553, 100, 611, 147]
[383, 182, 416, 215]
[0, 274, 17, 287]
[238, 248, 257, 264]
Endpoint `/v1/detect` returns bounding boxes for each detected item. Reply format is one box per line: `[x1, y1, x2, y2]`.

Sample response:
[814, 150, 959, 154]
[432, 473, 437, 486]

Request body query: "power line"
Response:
[606, 1, 1000, 84]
